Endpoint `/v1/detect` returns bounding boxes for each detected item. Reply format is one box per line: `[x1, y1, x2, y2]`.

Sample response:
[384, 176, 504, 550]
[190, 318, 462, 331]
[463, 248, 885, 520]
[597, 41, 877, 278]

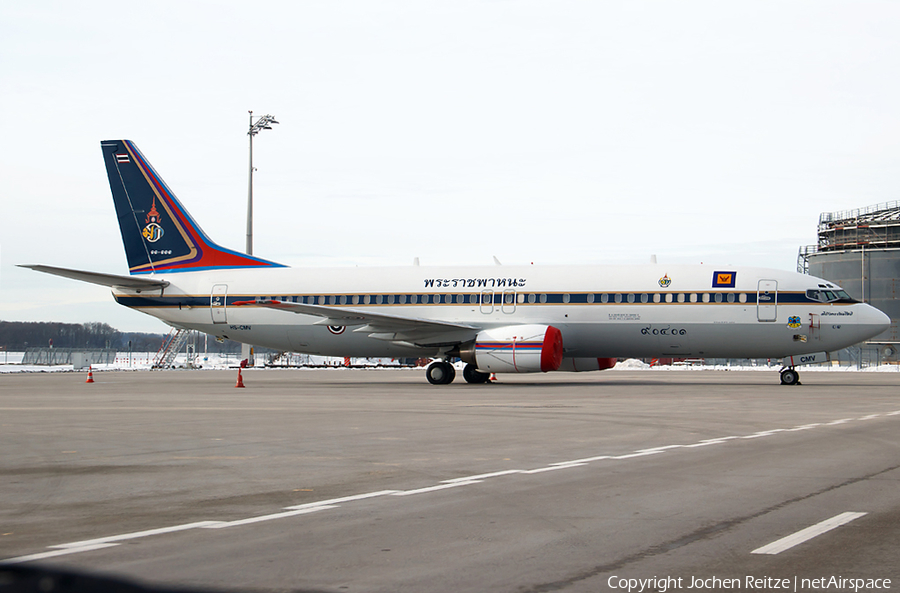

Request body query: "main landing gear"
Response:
[426, 361, 491, 385]
[779, 367, 801, 386]
[426, 361, 456, 385]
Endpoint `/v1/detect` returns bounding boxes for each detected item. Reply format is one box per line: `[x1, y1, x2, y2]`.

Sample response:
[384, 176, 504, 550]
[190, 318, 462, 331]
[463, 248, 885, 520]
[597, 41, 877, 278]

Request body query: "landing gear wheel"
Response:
[463, 363, 491, 384]
[426, 361, 456, 385]
[780, 368, 800, 386]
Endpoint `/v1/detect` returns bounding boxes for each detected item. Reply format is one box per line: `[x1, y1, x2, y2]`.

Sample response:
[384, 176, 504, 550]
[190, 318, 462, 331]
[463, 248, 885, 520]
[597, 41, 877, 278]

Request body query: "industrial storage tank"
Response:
[798, 201, 899, 364]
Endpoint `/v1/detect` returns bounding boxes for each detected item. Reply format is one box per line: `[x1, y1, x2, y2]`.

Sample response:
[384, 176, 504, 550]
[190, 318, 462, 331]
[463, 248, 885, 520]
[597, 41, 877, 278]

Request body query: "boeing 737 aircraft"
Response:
[21, 140, 890, 385]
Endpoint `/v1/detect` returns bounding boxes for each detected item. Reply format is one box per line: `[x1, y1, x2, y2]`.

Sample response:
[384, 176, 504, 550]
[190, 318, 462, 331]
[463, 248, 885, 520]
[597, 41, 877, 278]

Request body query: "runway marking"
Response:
[202, 506, 335, 528]
[2, 521, 224, 565]
[741, 429, 786, 439]
[50, 521, 226, 548]
[751, 511, 868, 555]
[550, 456, 610, 465]
[4, 409, 896, 564]
[522, 463, 588, 474]
[442, 470, 522, 482]
[283, 490, 400, 509]
[3, 543, 120, 564]
[392, 480, 482, 495]
[610, 451, 664, 459]
[637, 445, 683, 453]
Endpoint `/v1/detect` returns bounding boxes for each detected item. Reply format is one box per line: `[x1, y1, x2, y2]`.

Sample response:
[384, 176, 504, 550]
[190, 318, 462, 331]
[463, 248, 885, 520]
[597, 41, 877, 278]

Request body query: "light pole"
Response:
[243, 111, 278, 367]
[247, 111, 279, 255]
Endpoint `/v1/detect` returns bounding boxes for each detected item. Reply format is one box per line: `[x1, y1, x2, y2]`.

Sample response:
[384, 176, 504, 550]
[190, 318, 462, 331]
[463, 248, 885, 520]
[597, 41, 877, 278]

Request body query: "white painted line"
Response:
[887, 410, 900, 416]
[636, 445, 683, 453]
[50, 521, 225, 548]
[283, 490, 399, 510]
[204, 506, 336, 528]
[3, 543, 120, 565]
[549, 456, 610, 466]
[751, 512, 868, 555]
[684, 441, 726, 448]
[859, 414, 880, 421]
[610, 451, 664, 460]
[826, 418, 854, 425]
[785, 424, 819, 432]
[392, 480, 482, 496]
[521, 463, 588, 474]
[442, 470, 522, 483]
[742, 429, 785, 439]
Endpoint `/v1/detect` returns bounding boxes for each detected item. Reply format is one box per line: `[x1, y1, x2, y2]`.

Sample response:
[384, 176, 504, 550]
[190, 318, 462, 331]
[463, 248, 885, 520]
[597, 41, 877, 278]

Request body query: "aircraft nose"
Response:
[862, 304, 891, 335]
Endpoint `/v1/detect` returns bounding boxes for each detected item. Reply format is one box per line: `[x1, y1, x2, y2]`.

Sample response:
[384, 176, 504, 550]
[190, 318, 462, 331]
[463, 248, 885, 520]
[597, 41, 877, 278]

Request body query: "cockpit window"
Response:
[806, 289, 857, 303]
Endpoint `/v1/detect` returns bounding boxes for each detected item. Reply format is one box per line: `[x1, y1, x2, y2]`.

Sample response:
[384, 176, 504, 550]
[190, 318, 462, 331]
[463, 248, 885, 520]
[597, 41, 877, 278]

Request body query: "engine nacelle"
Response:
[557, 357, 618, 372]
[459, 324, 563, 373]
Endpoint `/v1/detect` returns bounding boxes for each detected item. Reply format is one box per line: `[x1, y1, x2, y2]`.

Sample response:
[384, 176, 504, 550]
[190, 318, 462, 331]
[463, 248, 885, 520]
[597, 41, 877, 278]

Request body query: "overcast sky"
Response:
[2, 1, 899, 333]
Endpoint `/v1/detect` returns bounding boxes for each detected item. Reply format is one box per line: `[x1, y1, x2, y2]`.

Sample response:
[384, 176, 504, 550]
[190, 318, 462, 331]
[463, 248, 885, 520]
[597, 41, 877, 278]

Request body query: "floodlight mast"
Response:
[246, 111, 279, 255]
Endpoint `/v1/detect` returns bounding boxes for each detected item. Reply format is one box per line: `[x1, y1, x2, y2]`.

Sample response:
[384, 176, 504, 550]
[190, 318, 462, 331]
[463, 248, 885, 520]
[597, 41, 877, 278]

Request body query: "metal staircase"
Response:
[152, 328, 190, 369]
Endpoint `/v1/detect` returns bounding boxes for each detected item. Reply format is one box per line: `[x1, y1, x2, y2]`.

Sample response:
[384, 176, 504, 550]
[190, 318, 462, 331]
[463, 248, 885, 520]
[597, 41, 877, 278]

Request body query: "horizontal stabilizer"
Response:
[18, 265, 170, 291]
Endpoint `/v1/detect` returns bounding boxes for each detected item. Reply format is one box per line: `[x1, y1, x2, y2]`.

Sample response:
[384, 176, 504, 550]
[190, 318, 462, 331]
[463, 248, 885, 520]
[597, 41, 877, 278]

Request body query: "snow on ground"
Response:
[0, 353, 895, 374]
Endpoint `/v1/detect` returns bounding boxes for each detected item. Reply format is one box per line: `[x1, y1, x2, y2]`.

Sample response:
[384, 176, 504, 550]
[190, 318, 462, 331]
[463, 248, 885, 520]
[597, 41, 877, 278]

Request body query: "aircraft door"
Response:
[757, 280, 777, 322]
[480, 290, 494, 314]
[211, 284, 228, 324]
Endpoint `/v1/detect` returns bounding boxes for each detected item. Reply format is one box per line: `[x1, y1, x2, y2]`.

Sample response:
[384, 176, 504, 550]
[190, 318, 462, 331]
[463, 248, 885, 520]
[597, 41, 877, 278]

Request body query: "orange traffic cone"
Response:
[235, 368, 245, 388]
[489, 373, 497, 382]
[85, 366, 94, 383]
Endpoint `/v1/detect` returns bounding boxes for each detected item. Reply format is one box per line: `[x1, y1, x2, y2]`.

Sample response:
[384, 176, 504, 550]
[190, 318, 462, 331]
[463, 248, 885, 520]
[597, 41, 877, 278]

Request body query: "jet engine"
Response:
[458, 324, 563, 373]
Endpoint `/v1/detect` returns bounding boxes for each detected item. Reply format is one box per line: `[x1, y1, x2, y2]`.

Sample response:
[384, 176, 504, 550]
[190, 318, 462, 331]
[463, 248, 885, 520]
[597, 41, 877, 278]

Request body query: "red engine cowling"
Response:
[557, 357, 618, 372]
[462, 324, 563, 373]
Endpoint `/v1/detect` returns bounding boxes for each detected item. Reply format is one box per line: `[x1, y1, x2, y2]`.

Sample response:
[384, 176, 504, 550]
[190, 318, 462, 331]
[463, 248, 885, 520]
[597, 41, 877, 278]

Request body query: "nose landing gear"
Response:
[779, 367, 801, 386]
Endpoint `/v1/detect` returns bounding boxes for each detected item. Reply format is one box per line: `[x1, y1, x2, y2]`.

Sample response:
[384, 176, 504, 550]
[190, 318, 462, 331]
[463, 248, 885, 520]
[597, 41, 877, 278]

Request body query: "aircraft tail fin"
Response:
[100, 140, 285, 274]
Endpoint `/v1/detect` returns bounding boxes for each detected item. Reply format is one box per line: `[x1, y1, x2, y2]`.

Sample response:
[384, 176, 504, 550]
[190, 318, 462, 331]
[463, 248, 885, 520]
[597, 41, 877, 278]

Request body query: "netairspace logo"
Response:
[606, 575, 892, 592]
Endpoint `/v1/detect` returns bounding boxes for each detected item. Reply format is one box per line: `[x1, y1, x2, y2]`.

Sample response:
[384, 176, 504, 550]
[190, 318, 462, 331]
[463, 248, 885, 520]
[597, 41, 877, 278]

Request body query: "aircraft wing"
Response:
[234, 298, 479, 346]
[18, 264, 170, 291]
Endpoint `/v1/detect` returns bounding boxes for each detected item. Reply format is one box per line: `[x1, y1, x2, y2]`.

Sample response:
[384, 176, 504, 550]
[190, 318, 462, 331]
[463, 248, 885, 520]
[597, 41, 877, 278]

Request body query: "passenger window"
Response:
[563, 294, 570, 303]
[690, 293, 698, 303]
[714, 293, 723, 303]
[339, 295, 347, 305]
[702, 293, 710, 303]
[627, 294, 635, 303]
[375, 295, 383, 304]
[641, 294, 649, 303]
[587, 293, 595, 303]
[528, 293, 536, 304]
[600, 293, 609, 303]
[664, 294, 671, 303]
[540, 294, 548, 303]
[727, 293, 735, 303]
[739, 293, 747, 303]
[615, 294, 622, 303]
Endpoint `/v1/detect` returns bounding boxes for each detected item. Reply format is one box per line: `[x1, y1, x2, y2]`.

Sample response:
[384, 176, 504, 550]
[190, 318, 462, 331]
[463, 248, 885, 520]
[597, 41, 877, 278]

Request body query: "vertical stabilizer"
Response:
[100, 140, 284, 274]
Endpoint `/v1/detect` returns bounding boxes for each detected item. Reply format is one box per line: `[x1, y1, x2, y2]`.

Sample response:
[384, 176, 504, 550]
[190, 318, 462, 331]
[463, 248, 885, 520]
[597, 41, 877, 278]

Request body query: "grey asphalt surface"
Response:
[1, 368, 898, 592]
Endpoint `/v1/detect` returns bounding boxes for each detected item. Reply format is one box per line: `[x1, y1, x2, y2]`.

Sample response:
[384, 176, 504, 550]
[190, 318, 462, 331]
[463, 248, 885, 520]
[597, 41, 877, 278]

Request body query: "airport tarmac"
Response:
[1, 368, 899, 592]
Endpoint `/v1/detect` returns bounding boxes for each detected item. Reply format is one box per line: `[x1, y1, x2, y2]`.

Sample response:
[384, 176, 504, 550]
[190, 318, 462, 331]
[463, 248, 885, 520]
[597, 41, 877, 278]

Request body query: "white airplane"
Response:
[21, 140, 890, 385]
